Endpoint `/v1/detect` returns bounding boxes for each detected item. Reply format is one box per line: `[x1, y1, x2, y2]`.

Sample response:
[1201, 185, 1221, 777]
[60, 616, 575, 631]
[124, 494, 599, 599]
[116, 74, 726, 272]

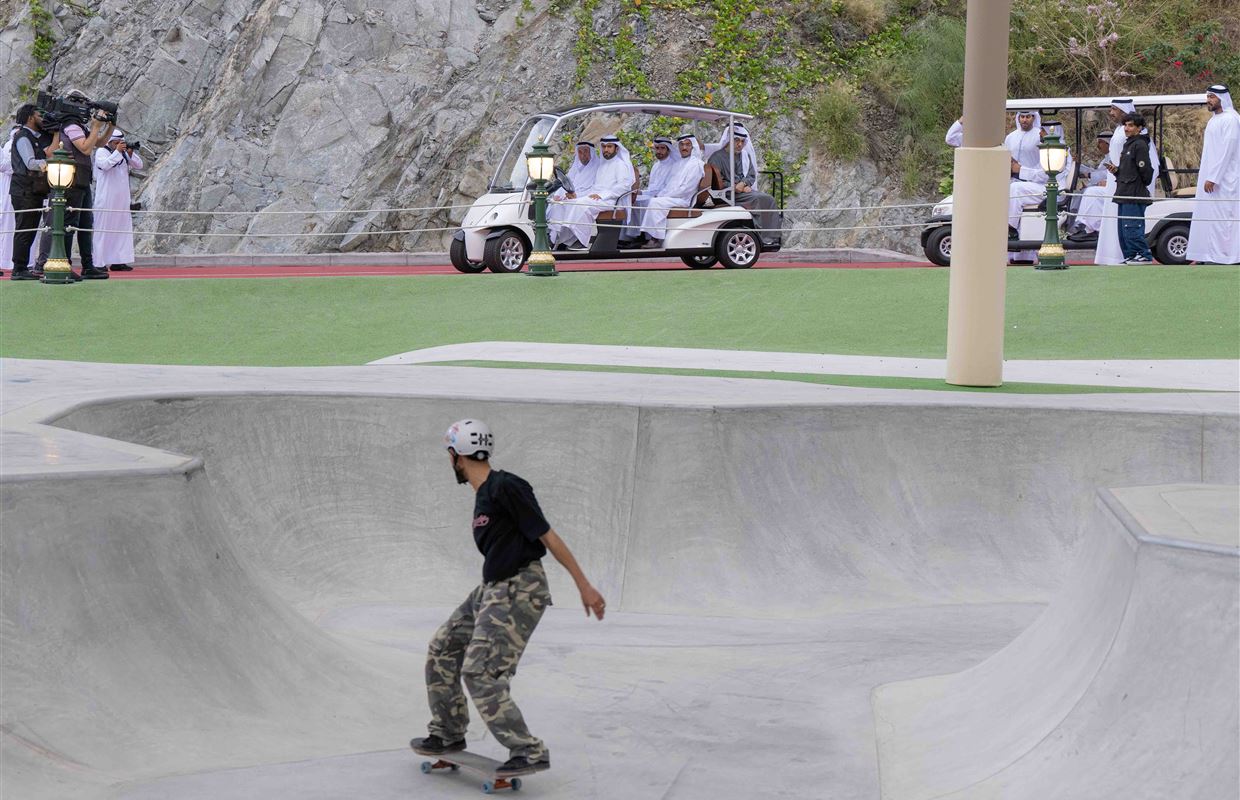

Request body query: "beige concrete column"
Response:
[945, 0, 1013, 387]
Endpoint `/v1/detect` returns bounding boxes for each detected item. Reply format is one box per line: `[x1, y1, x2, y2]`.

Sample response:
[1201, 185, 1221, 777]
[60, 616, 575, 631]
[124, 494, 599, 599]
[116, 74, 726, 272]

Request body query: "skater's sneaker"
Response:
[409, 735, 466, 756]
[495, 755, 550, 778]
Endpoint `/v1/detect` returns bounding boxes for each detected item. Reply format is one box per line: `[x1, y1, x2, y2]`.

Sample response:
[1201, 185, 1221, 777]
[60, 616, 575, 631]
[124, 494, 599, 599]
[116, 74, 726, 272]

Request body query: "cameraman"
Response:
[35, 90, 114, 280]
[8, 103, 53, 281]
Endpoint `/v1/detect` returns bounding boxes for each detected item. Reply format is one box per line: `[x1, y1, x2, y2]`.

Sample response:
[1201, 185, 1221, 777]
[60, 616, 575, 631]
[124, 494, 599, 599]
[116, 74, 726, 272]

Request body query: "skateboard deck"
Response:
[414, 747, 530, 794]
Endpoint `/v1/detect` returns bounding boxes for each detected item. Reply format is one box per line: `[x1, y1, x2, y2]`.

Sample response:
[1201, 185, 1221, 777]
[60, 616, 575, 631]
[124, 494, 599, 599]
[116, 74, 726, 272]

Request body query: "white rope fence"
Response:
[9, 190, 1227, 244]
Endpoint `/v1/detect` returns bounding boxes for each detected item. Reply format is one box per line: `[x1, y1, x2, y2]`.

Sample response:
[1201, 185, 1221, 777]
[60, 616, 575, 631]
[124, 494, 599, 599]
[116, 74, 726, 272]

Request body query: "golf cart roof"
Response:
[538, 99, 754, 124]
[1007, 93, 1207, 112]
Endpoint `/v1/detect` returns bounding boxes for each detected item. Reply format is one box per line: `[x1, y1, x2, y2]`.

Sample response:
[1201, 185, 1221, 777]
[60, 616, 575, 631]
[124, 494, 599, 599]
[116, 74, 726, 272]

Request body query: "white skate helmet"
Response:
[444, 419, 494, 460]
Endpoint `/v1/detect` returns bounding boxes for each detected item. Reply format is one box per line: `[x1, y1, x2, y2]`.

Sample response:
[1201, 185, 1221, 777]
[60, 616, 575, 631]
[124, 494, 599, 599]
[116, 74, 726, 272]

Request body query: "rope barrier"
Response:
[1061, 191, 1237, 203]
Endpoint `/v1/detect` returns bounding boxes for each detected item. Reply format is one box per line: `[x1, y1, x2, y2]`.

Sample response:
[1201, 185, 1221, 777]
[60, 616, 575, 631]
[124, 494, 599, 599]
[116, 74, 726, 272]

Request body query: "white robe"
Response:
[91, 147, 142, 267]
[0, 131, 14, 271]
[1003, 119, 1046, 259]
[1184, 107, 1240, 264]
[549, 151, 633, 247]
[1074, 157, 1113, 232]
[640, 153, 704, 241]
[1095, 125, 1160, 265]
[625, 152, 676, 237]
[945, 119, 964, 148]
[547, 152, 599, 234]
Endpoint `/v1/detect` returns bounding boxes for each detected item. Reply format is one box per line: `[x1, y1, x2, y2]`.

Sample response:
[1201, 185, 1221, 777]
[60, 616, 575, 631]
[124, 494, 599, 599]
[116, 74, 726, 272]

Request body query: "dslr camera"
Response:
[36, 90, 120, 133]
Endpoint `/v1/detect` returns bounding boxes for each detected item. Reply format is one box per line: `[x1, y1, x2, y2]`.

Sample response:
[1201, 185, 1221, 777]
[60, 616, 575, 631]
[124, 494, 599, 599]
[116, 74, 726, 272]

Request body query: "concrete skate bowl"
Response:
[3, 393, 1237, 799]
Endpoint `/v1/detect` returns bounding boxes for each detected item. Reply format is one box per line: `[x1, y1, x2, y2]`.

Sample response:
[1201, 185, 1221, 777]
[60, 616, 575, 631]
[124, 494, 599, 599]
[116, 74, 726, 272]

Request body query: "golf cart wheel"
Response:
[1153, 223, 1190, 265]
[484, 230, 529, 274]
[715, 227, 761, 269]
[450, 236, 486, 273]
[925, 226, 951, 267]
[681, 254, 718, 269]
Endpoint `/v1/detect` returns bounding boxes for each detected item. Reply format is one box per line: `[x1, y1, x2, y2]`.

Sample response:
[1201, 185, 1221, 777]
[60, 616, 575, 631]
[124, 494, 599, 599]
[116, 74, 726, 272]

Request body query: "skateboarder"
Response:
[411, 419, 607, 778]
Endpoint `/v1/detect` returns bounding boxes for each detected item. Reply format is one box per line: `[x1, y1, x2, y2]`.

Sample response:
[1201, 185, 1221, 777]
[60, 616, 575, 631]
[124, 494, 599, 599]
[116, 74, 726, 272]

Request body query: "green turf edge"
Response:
[416, 360, 1205, 394]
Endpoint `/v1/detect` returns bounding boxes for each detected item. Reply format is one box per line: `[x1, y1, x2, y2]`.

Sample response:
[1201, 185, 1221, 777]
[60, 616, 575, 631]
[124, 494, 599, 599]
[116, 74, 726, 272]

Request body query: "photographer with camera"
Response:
[7, 103, 54, 281]
[91, 130, 141, 272]
[34, 89, 114, 280]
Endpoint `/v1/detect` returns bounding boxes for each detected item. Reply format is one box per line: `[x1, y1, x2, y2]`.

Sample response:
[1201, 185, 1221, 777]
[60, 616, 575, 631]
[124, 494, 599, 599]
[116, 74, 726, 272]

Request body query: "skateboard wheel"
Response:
[512, 777, 523, 791]
[420, 761, 432, 774]
[482, 781, 495, 794]
[450, 764, 460, 771]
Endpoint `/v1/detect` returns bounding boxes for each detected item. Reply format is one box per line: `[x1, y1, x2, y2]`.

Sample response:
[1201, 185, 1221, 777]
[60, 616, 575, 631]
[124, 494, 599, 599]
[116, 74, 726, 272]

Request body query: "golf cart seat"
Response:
[1170, 186, 1198, 197]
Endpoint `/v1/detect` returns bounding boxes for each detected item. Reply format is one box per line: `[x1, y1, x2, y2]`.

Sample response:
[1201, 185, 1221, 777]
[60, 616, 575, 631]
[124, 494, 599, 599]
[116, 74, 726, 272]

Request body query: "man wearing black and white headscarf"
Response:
[1185, 84, 1240, 264]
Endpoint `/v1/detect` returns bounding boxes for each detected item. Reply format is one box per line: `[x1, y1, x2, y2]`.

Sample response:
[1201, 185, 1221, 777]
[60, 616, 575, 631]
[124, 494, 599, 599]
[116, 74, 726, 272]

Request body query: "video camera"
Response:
[36, 90, 120, 133]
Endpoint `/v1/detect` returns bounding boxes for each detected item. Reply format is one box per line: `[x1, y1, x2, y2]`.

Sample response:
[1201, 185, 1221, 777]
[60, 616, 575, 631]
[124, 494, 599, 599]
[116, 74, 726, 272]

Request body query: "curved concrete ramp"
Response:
[1, 372, 1236, 799]
[872, 484, 1240, 800]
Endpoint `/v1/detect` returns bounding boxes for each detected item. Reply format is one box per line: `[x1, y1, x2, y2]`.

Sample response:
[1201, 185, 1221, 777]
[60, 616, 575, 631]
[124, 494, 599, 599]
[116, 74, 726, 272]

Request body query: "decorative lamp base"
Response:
[41, 259, 74, 285]
[527, 251, 558, 277]
[1035, 244, 1068, 270]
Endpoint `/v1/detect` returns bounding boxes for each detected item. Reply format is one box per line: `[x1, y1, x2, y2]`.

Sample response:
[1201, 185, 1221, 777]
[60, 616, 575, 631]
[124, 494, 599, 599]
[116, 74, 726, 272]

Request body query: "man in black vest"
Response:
[8, 104, 53, 281]
[35, 91, 114, 280]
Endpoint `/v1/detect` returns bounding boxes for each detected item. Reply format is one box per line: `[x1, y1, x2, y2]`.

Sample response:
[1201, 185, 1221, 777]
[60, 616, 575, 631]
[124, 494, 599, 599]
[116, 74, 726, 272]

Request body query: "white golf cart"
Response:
[922, 93, 1207, 266]
[450, 100, 785, 273]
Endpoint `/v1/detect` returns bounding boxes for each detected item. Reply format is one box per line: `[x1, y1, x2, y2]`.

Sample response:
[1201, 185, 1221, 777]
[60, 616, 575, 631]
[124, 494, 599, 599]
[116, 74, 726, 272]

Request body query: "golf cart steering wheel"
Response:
[541, 167, 574, 196]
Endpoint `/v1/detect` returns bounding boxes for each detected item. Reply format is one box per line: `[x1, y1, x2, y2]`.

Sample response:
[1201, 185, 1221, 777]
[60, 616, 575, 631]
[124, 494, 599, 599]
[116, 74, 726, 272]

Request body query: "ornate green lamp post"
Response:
[41, 148, 77, 285]
[1036, 133, 1070, 270]
[525, 142, 558, 277]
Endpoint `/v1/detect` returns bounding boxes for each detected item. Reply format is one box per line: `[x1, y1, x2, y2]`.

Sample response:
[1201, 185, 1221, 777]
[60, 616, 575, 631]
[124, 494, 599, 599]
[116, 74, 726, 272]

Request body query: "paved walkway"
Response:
[372, 343, 1240, 391]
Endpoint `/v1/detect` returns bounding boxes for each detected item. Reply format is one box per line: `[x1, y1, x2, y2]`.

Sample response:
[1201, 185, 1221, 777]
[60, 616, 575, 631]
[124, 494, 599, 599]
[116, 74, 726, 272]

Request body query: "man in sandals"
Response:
[411, 419, 607, 778]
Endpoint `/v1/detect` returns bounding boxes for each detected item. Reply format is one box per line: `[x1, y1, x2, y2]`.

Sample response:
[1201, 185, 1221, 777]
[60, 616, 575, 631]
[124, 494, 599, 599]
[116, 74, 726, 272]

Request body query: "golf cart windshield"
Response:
[490, 116, 556, 192]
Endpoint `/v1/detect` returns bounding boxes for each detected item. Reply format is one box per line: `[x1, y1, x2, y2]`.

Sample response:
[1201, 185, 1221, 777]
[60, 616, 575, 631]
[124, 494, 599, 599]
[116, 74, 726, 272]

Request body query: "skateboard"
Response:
[414, 747, 530, 794]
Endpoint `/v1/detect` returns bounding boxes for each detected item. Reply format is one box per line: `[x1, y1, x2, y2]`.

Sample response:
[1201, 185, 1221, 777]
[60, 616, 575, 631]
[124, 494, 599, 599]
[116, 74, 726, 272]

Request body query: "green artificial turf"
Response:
[1, 265, 1236, 366]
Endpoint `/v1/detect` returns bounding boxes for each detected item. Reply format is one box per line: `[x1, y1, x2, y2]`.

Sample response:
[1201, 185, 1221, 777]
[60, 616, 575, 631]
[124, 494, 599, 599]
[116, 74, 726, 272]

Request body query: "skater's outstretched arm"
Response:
[540, 529, 606, 620]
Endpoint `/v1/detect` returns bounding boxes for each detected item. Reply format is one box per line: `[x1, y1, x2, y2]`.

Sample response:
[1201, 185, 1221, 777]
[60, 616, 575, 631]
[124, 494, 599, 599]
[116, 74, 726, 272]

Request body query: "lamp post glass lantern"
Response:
[42, 148, 77, 284]
[1036, 133, 1069, 270]
[525, 142, 557, 276]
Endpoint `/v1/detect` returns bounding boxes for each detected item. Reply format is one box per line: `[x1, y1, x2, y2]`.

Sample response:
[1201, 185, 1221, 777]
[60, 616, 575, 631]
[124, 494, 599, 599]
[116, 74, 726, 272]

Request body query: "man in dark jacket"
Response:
[1107, 113, 1155, 264]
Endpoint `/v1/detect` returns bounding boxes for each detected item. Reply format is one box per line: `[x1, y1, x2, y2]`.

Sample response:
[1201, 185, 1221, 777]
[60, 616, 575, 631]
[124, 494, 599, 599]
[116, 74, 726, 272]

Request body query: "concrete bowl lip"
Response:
[1098, 485, 1240, 556]
[1, 359, 1236, 484]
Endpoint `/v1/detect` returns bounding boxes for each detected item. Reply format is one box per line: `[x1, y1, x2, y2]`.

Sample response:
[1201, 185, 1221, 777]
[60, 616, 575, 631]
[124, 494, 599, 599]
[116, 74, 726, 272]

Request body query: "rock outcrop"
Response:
[1, 0, 931, 255]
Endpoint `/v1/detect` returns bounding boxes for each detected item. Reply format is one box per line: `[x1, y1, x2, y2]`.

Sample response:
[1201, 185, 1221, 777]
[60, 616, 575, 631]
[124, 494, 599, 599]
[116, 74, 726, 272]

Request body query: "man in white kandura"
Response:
[1005, 111, 1072, 263]
[0, 123, 16, 272]
[548, 136, 633, 250]
[1094, 98, 1159, 265]
[91, 130, 143, 272]
[1185, 84, 1240, 265]
[546, 141, 599, 248]
[634, 135, 704, 249]
[621, 137, 676, 245]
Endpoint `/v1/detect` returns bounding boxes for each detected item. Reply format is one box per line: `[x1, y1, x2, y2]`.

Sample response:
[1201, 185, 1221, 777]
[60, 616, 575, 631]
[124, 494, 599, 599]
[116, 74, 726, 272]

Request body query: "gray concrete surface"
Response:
[1, 358, 1237, 799]
[873, 485, 1238, 800]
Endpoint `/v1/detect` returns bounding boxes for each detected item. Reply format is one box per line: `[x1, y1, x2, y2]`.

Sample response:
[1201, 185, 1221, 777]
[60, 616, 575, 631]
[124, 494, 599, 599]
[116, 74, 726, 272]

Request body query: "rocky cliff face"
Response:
[1, 0, 931, 255]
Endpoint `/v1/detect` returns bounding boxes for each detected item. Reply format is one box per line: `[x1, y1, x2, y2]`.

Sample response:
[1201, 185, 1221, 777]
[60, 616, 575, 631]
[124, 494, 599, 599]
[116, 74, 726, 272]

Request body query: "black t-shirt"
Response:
[472, 470, 550, 583]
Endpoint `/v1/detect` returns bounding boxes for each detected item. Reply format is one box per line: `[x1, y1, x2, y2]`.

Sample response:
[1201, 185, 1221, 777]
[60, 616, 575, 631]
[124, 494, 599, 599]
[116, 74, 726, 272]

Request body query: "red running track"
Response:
[4, 260, 932, 280]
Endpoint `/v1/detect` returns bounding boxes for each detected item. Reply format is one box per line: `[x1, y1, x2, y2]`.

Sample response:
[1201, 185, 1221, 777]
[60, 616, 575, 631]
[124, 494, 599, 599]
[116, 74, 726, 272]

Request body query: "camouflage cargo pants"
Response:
[426, 560, 552, 760]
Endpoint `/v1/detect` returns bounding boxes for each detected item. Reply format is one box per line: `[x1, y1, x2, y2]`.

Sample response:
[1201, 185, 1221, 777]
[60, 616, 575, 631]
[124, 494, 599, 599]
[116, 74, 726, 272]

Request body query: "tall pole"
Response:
[945, 0, 1013, 387]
